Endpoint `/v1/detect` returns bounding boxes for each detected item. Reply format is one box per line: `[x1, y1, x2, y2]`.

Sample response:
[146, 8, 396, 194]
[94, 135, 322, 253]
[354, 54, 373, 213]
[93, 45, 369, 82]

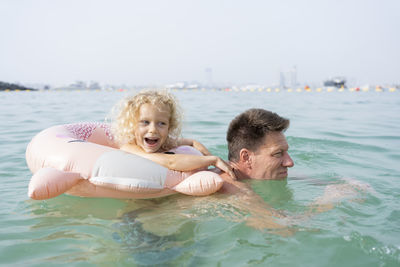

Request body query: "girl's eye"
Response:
[140, 120, 149, 125]
[158, 122, 167, 127]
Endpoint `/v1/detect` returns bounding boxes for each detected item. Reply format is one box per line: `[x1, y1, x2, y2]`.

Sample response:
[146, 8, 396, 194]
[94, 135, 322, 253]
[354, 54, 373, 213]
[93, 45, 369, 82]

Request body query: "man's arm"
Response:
[306, 178, 374, 214]
[135, 176, 372, 236]
[217, 173, 291, 232]
[217, 175, 373, 232]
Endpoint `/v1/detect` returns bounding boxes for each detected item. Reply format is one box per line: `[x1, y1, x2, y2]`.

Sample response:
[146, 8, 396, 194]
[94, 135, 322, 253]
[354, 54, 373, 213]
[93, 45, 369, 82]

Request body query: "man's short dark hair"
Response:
[227, 109, 290, 161]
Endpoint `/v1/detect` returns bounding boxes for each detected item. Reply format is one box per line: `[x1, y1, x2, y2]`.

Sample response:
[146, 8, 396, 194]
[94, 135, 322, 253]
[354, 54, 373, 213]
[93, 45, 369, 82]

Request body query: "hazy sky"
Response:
[1, 0, 399, 86]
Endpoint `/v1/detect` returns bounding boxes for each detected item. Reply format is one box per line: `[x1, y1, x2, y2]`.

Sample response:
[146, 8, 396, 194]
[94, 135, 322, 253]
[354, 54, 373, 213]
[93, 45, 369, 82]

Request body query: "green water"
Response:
[1, 90, 399, 266]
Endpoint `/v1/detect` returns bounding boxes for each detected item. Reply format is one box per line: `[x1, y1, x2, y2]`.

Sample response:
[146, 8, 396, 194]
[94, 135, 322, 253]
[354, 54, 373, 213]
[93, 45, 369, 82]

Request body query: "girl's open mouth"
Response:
[144, 137, 159, 146]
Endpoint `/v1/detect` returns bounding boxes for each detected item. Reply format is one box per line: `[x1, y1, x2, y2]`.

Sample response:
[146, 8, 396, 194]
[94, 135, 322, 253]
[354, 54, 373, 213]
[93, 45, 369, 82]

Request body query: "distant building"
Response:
[59, 81, 102, 90]
[88, 81, 101, 90]
[165, 82, 185, 90]
[205, 68, 213, 87]
[69, 81, 87, 89]
[279, 66, 297, 88]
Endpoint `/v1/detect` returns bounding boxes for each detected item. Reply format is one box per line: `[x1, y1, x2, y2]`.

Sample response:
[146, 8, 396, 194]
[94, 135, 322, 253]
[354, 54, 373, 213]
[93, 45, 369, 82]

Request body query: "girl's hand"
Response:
[213, 156, 236, 181]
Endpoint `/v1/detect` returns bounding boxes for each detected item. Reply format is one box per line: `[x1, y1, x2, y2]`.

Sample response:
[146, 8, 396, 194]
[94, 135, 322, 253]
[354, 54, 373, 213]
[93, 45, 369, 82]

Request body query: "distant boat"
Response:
[324, 77, 346, 88]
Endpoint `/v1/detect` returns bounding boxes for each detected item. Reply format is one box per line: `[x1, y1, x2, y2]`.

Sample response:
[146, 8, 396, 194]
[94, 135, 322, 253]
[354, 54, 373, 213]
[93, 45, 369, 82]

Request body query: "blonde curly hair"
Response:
[111, 90, 182, 151]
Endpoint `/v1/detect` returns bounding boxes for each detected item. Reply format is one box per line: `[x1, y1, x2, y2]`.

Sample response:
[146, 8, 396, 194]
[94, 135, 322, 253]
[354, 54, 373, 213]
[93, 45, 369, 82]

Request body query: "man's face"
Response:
[248, 131, 294, 180]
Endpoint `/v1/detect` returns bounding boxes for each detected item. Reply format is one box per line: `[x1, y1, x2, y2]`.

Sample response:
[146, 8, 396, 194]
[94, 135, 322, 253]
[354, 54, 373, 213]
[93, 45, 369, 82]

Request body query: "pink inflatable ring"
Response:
[26, 122, 224, 200]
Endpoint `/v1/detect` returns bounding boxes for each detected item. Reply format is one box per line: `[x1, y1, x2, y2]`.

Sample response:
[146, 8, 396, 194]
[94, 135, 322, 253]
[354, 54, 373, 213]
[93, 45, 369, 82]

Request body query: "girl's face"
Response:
[134, 103, 170, 153]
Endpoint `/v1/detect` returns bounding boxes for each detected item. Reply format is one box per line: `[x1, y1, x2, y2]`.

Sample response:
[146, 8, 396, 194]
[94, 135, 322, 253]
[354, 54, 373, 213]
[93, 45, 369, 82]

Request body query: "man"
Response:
[219, 108, 371, 221]
[133, 108, 371, 233]
[131, 108, 296, 233]
[217, 108, 294, 194]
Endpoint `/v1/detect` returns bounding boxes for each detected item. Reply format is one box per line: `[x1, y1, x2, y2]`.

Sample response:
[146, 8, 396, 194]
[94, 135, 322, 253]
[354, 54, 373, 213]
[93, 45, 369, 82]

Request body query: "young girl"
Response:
[111, 90, 236, 181]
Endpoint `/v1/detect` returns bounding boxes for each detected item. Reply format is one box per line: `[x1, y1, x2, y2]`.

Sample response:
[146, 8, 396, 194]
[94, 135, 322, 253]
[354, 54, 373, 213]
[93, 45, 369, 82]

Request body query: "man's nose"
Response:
[283, 152, 294, 167]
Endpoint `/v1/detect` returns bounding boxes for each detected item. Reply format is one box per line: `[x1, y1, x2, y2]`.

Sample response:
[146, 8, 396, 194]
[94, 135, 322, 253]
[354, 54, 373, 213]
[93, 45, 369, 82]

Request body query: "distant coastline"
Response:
[0, 81, 36, 91]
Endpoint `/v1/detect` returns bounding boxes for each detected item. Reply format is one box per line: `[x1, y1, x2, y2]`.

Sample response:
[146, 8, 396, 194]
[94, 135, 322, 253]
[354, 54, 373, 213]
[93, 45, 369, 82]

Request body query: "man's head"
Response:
[227, 108, 294, 180]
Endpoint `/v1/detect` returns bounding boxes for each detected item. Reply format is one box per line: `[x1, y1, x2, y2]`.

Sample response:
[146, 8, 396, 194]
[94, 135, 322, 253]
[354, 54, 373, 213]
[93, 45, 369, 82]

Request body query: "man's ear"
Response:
[239, 148, 252, 169]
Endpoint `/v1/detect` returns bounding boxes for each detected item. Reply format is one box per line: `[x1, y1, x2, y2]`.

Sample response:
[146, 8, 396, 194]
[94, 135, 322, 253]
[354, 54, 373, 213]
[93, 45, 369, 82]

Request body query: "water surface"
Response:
[0, 90, 399, 266]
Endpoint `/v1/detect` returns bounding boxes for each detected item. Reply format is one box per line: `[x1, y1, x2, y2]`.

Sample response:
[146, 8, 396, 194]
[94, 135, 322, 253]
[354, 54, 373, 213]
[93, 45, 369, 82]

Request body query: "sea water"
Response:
[0, 90, 399, 266]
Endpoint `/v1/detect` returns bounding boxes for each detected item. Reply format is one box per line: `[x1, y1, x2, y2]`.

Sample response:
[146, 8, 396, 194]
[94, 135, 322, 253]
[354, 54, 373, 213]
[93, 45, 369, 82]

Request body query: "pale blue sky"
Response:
[1, 0, 399, 86]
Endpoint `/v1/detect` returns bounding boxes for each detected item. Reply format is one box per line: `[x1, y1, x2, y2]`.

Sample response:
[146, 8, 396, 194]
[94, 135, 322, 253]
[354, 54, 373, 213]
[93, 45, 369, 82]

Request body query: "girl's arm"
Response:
[177, 138, 211, 156]
[120, 143, 236, 181]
